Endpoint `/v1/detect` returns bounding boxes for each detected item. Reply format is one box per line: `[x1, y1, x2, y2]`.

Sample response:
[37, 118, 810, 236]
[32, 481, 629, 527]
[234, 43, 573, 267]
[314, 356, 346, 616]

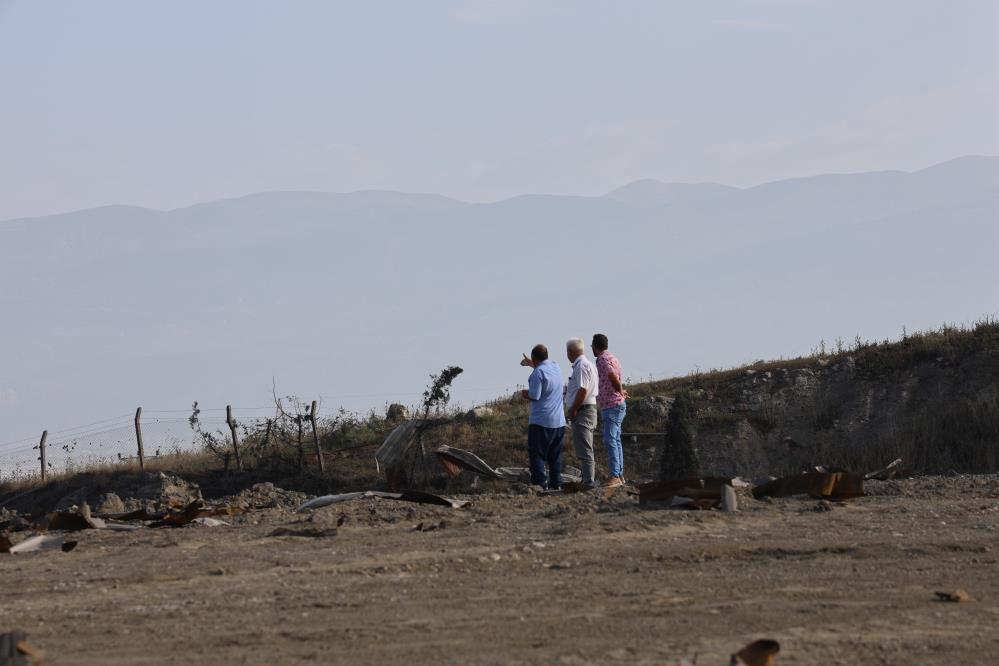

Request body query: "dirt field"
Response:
[2, 475, 998, 665]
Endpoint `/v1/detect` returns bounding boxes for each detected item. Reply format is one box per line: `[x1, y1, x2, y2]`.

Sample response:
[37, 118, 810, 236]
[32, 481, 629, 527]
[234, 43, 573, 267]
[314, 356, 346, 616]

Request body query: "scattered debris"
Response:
[637, 478, 734, 507]
[146, 500, 246, 528]
[934, 589, 972, 603]
[752, 472, 864, 500]
[731, 639, 780, 666]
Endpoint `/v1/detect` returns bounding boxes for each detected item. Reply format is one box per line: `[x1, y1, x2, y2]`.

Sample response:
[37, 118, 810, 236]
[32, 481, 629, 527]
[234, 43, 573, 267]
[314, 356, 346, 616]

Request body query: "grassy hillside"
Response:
[3, 318, 998, 507]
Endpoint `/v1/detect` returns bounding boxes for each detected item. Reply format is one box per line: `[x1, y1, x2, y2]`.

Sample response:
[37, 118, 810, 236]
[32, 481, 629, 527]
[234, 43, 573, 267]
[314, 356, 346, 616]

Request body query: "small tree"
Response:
[189, 401, 234, 469]
[659, 390, 700, 480]
[421, 366, 464, 419]
[405, 366, 463, 488]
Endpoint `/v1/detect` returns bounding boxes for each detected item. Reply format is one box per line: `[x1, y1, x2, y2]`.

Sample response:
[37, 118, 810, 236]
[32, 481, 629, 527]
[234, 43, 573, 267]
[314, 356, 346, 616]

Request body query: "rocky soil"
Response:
[2, 474, 998, 665]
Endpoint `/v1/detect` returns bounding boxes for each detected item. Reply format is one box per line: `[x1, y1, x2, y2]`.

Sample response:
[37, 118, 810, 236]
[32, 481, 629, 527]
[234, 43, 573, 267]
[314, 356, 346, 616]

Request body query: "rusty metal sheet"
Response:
[148, 501, 247, 528]
[438, 456, 462, 478]
[752, 472, 864, 500]
[296, 492, 367, 512]
[296, 490, 469, 512]
[434, 445, 504, 479]
[374, 420, 422, 469]
[637, 477, 734, 505]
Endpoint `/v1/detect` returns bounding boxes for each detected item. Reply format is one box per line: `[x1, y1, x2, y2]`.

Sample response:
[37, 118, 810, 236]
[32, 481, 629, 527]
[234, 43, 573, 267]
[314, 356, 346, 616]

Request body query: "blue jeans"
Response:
[528, 424, 565, 489]
[601, 402, 627, 478]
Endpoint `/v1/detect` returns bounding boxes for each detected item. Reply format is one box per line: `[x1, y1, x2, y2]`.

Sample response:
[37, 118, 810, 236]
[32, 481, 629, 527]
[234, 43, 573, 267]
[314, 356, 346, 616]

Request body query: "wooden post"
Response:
[295, 416, 304, 471]
[309, 400, 325, 473]
[226, 405, 243, 471]
[134, 407, 145, 472]
[38, 430, 48, 481]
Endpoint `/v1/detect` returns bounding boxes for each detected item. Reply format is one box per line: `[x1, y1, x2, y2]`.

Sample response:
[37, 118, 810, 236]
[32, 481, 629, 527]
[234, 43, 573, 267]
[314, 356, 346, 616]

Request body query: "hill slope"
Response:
[0, 156, 997, 450]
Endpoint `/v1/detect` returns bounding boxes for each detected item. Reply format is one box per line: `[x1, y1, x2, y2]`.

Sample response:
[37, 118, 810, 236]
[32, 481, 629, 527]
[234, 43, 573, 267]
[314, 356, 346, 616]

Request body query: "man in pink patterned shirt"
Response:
[592, 333, 628, 488]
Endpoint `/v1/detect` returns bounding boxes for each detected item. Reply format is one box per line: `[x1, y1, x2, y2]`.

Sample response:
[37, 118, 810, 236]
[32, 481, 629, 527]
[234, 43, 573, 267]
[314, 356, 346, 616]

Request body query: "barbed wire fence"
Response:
[0, 382, 526, 486]
[0, 386, 668, 487]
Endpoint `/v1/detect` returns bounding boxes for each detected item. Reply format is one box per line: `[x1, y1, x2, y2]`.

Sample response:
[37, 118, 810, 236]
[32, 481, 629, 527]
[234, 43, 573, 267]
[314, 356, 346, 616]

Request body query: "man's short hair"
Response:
[566, 338, 584, 353]
[531, 344, 549, 363]
[591, 333, 609, 351]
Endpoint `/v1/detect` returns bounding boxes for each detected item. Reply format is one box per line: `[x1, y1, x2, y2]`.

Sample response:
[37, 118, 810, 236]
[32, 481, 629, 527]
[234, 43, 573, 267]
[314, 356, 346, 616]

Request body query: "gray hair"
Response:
[566, 337, 585, 353]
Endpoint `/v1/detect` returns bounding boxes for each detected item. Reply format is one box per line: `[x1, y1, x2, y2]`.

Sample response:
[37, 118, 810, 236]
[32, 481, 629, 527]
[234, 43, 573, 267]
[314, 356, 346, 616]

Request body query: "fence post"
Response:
[226, 405, 243, 471]
[38, 430, 48, 482]
[310, 400, 325, 473]
[134, 407, 145, 472]
[295, 416, 304, 471]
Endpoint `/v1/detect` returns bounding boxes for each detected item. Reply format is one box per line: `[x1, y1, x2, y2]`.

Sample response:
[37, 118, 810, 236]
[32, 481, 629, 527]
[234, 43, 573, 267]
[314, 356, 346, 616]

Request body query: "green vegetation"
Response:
[659, 391, 700, 480]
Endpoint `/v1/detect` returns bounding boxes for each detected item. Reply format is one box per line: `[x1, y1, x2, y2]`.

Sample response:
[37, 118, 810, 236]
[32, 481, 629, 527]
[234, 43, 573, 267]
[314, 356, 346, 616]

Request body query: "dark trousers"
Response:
[528, 424, 565, 489]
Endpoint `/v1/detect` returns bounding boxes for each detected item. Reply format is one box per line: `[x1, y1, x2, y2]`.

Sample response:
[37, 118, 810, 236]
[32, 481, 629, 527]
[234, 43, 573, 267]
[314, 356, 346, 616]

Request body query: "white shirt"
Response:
[566, 355, 598, 407]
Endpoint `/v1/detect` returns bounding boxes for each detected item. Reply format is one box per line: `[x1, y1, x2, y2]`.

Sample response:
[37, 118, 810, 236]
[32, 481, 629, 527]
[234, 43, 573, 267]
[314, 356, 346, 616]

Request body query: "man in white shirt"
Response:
[564, 337, 599, 487]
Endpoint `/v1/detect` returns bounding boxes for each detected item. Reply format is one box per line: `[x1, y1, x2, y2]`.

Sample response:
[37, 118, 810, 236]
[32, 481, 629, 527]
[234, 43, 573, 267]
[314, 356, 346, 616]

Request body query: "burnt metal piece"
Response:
[752, 472, 864, 500]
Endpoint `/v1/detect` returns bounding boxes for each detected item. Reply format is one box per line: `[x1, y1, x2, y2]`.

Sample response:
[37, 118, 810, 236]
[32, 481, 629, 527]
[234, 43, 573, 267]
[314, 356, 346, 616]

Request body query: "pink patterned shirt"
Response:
[595, 351, 625, 409]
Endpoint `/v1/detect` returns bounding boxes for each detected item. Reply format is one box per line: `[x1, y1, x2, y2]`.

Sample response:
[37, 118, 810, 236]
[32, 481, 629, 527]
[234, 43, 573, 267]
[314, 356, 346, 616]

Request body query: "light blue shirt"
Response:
[527, 360, 566, 429]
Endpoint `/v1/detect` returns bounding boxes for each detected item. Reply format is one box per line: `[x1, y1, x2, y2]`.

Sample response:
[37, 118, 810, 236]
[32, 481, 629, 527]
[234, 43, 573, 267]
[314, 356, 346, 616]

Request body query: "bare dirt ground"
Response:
[2, 475, 998, 665]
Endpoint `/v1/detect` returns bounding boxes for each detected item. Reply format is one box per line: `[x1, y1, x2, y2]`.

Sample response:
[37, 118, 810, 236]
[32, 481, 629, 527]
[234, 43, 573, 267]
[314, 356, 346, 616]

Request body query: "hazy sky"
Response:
[1, 0, 998, 220]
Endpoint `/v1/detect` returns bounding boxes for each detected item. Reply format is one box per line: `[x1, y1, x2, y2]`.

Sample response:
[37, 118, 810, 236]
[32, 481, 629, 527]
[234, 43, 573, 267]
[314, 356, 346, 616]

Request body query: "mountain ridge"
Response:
[4, 155, 996, 225]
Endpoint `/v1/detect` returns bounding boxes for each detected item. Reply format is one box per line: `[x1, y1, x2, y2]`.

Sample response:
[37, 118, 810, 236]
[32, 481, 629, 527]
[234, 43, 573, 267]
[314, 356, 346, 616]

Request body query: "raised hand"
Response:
[520, 353, 534, 367]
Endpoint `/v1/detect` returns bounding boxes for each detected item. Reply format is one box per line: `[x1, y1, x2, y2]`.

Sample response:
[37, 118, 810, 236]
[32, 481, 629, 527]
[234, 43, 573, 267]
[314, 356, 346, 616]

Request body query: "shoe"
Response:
[601, 476, 624, 489]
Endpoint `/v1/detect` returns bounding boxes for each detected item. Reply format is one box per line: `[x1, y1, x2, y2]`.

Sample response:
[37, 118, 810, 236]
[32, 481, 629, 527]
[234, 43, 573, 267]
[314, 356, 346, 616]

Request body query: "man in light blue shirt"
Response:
[520, 343, 566, 489]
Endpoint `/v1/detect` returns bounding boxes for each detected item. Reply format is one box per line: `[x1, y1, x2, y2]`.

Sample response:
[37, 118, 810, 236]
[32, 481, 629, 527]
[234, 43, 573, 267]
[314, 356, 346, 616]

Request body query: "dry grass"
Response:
[4, 317, 998, 502]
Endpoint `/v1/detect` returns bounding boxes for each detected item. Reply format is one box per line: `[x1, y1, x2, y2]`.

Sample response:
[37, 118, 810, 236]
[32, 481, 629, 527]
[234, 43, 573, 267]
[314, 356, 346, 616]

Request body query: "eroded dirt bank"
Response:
[2, 476, 998, 665]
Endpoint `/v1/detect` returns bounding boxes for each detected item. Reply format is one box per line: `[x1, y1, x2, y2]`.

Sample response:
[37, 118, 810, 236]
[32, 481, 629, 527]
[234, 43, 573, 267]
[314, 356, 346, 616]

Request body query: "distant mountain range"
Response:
[1, 156, 997, 457]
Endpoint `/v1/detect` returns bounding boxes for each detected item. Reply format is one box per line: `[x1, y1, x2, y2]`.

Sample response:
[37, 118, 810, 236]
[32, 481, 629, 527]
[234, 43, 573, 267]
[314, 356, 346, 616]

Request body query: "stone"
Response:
[385, 403, 410, 421]
[465, 406, 495, 421]
[628, 395, 673, 423]
[135, 471, 202, 508]
[94, 492, 125, 514]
